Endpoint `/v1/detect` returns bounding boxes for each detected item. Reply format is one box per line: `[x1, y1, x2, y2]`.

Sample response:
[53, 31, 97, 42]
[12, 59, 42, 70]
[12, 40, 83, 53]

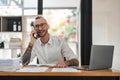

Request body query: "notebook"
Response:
[73, 45, 114, 70]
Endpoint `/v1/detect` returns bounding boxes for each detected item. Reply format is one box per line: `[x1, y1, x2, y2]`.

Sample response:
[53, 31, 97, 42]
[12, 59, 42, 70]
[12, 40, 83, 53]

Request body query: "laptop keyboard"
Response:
[72, 66, 89, 70]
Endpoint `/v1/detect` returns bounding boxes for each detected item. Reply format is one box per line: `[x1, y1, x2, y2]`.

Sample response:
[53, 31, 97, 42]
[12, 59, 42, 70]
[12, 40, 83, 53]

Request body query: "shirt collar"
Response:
[48, 35, 52, 45]
[39, 35, 52, 45]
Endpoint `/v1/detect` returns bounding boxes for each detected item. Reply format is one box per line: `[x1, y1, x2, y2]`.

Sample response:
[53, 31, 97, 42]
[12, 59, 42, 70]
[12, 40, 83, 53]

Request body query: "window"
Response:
[43, 9, 78, 54]
[0, 0, 79, 61]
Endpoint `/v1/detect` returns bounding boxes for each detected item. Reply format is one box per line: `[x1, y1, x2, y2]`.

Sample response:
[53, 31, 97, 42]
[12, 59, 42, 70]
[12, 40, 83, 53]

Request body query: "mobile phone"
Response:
[33, 32, 40, 39]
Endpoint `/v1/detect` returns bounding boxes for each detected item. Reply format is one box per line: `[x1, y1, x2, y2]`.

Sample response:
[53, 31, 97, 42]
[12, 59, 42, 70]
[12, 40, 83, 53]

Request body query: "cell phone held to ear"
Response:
[33, 32, 40, 39]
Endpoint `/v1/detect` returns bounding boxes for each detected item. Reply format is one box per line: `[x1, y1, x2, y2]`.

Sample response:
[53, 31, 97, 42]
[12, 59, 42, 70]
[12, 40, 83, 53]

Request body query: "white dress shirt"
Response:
[30, 36, 78, 64]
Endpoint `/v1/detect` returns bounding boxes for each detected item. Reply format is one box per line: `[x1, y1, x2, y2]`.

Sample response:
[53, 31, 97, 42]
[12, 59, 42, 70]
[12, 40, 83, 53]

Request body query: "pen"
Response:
[64, 57, 66, 61]
[22, 61, 28, 68]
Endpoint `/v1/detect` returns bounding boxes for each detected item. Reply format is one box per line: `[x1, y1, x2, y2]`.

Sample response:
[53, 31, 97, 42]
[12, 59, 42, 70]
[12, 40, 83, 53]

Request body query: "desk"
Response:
[0, 66, 120, 80]
[0, 67, 120, 76]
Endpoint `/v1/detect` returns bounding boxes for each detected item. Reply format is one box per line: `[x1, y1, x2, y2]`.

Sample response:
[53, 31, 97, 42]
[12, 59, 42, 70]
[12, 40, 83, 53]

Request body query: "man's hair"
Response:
[35, 16, 44, 20]
[35, 16, 47, 23]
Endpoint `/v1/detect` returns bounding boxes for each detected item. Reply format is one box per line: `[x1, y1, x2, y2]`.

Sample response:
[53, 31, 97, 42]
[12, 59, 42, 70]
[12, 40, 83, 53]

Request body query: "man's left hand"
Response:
[55, 61, 68, 68]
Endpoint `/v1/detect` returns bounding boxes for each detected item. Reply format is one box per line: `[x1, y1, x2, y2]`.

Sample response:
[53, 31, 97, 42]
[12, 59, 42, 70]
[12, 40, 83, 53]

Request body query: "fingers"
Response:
[29, 29, 37, 45]
[30, 29, 37, 38]
[55, 61, 67, 68]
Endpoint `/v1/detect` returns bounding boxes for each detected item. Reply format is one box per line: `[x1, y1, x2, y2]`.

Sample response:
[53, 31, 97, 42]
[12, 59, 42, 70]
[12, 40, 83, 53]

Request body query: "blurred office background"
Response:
[0, 0, 120, 71]
[0, 0, 81, 64]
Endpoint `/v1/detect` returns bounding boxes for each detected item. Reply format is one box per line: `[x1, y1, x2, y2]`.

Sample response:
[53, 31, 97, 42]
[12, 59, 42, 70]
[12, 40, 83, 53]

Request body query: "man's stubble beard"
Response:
[39, 30, 48, 37]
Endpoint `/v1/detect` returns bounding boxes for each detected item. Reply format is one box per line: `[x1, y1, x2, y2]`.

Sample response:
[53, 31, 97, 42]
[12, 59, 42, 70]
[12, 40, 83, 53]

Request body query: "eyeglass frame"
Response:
[34, 23, 47, 29]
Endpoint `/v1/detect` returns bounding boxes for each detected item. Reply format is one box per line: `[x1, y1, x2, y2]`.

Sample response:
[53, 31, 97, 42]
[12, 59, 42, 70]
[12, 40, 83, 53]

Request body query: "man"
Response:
[22, 16, 79, 68]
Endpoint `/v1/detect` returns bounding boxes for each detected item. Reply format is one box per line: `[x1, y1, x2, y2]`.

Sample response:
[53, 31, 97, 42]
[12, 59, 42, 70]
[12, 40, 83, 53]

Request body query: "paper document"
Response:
[52, 67, 79, 72]
[0, 58, 21, 71]
[37, 64, 55, 68]
[17, 66, 48, 72]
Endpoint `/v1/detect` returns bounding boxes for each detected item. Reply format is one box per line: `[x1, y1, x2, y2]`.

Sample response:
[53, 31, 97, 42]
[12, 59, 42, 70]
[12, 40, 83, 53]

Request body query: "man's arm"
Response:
[65, 58, 79, 66]
[22, 42, 33, 65]
[22, 29, 37, 65]
[55, 58, 79, 68]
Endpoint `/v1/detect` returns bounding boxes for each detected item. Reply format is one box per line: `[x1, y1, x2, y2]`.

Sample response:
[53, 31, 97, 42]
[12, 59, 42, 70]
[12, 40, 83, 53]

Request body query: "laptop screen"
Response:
[89, 45, 114, 70]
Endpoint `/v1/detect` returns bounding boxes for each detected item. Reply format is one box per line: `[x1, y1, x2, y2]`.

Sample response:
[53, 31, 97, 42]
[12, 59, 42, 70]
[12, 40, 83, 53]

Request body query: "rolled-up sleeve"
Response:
[61, 39, 78, 60]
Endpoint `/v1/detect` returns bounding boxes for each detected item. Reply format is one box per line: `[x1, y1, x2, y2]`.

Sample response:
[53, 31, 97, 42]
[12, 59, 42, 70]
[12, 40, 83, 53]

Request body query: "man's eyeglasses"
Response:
[34, 23, 47, 29]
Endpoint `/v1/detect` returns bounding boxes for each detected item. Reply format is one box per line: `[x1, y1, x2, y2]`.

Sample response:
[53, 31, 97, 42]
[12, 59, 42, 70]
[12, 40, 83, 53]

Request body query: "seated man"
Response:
[22, 16, 79, 68]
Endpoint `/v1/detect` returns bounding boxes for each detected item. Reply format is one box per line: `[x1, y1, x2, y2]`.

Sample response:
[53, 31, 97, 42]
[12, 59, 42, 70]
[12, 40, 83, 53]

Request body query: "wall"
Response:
[93, 0, 120, 70]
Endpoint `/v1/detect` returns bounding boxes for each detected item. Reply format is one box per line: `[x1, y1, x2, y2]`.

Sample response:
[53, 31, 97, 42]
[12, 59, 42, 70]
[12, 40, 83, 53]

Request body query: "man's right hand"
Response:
[29, 29, 37, 46]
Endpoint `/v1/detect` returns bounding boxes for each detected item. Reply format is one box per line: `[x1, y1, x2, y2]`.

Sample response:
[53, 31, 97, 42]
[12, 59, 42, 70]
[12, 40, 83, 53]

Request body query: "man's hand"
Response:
[55, 61, 68, 68]
[55, 59, 79, 68]
[29, 29, 37, 46]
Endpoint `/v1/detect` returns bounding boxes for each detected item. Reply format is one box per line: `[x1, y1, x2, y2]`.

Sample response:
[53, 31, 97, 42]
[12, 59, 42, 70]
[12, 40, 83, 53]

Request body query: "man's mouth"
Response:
[39, 31, 44, 34]
[38, 30, 45, 36]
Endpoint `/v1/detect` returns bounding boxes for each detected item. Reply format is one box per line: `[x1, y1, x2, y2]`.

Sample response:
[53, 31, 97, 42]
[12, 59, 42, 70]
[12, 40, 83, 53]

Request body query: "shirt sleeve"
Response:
[61, 39, 78, 60]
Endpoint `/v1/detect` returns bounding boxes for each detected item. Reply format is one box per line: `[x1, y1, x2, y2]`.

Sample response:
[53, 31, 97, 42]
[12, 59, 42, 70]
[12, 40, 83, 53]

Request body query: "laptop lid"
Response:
[89, 45, 114, 70]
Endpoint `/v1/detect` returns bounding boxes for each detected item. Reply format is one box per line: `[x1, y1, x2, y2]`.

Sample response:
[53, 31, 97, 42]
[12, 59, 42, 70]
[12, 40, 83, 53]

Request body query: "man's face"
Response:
[34, 18, 49, 37]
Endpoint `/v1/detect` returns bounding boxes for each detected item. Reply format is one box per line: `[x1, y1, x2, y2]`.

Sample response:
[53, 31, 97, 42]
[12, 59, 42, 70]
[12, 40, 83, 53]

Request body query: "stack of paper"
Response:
[0, 58, 21, 71]
[9, 42, 21, 48]
[9, 38, 22, 48]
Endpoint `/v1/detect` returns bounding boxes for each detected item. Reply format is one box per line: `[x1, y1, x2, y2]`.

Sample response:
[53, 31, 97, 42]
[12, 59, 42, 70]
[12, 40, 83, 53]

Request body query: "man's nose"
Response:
[38, 26, 42, 30]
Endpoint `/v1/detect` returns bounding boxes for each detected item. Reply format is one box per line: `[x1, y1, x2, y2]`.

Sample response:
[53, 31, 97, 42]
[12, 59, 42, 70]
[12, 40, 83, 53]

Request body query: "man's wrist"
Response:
[29, 42, 34, 46]
[65, 61, 70, 66]
[65, 59, 79, 66]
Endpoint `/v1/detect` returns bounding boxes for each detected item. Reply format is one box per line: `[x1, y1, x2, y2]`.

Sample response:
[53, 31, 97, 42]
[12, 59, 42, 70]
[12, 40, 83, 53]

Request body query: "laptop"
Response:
[73, 45, 114, 70]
